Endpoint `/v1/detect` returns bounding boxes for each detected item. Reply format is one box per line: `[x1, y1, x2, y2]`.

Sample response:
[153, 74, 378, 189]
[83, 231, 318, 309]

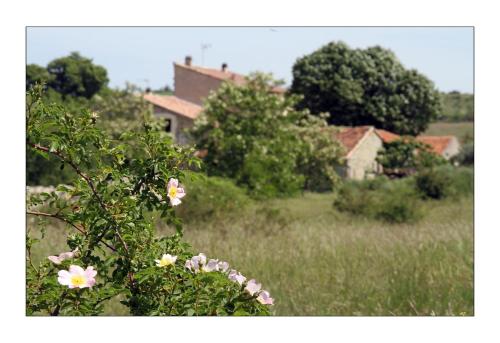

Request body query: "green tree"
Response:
[290, 41, 441, 135]
[191, 73, 343, 197]
[47, 52, 109, 99]
[26, 64, 53, 90]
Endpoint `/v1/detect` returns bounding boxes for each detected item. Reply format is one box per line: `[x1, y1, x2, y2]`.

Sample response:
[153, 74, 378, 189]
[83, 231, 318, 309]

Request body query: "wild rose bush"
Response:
[26, 85, 273, 316]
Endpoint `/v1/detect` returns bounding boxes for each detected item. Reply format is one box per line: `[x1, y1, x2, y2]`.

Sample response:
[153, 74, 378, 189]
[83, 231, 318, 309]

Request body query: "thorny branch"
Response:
[26, 210, 117, 252]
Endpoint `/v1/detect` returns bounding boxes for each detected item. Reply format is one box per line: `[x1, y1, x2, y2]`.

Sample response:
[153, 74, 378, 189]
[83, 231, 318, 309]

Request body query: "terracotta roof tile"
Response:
[143, 93, 202, 120]
[375, 128, 456, 156]
[329, 126, 373, 157]
[416, 136, 455, 155]
[375, 129, 400, 143]
[175, 63, 286, 94]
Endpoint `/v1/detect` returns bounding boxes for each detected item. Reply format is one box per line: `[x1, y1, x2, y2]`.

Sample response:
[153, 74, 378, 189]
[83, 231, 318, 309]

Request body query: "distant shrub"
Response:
[334, 181, 377, 216]
[334, 177, 422, 223]
[373, 183, 423, 223]
[175, 172, 251, 222]
[415, 166, 473, 200]
[415, 168, 453, 200]
[453, 142, 474, 166]
[356, 175, 392, 191]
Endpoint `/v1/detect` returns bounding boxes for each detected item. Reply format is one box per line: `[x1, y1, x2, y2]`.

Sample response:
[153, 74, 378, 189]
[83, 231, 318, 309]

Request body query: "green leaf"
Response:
[233, 309, 250, 316]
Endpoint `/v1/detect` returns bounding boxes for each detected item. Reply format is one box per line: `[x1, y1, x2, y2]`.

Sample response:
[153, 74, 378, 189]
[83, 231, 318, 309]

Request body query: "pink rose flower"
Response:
[256, 290, 274, 305]
[228, 270, 247, 286]
[167, 178, 186, 206]
[202, 259, 219, 272]
[244, 279, 262, 296]
[57, 265, 97, 289]
[185, 253, 209, 273]
[47, 248, 79, 265]
[218, 261, 229, 273]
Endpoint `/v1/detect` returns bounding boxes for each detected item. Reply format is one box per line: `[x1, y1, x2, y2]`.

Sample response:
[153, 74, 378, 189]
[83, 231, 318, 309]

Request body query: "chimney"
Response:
[185, 55, 192, 66]
[221, 63, 228, 72]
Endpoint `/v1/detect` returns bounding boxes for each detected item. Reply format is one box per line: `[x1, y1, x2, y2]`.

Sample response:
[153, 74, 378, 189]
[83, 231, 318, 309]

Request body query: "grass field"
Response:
[425, 121, 474, 143]
[28, 192, 473, 316]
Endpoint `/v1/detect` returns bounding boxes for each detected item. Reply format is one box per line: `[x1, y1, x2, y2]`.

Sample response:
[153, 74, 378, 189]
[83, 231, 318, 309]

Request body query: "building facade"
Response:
[333, 126, 384, 180]
[143, 56, 284, 144]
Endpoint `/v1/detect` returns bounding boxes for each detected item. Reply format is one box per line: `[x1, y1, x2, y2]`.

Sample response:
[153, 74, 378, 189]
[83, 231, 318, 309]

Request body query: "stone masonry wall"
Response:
[173, 64, 223, 106]
[346, 130, 383, 180]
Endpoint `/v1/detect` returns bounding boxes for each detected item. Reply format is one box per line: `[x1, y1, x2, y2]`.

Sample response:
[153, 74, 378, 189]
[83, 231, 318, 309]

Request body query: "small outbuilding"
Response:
[375, 129, 461, 160]
[332, 126, 384, 180]
[415, 136, 461, 160]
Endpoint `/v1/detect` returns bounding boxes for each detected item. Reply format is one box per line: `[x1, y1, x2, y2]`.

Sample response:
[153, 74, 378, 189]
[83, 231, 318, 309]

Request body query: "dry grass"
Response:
[27, 193, 473, 316]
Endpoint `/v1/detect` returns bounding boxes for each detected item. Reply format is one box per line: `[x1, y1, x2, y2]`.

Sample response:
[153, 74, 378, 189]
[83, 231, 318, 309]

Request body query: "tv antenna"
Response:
[201, 43, 212, 66]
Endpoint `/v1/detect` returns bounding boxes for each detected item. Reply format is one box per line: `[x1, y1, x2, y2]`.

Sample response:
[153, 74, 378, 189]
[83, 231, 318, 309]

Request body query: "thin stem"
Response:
[26, 210, 117, 252]
[50, 290, 67, 316]
[27, 210, 86, 234]
[26, 245, 39, 274]
[167, 273, 178, 315]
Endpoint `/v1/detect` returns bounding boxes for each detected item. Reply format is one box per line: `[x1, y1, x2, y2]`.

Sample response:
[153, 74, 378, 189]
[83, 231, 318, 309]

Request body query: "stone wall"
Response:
[346, 130, 383, 180]
[173, 64, 223, 106]
[442, 137, 461, 160]
[152, 105, 195, 145]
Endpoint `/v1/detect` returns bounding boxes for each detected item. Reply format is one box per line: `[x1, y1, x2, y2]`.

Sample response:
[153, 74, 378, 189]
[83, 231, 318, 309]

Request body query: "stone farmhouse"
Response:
[143, 56, 460, 180]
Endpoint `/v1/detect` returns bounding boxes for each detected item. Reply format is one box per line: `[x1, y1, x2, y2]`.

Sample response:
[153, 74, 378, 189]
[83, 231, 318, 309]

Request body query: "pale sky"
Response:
[26, 27, 473, 93]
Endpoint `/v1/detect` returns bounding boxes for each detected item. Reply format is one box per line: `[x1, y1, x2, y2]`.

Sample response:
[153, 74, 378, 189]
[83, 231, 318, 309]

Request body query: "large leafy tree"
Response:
[46, 52, 109, 99]
[290, 42, 441, 135]
[191, 73, 344, 197]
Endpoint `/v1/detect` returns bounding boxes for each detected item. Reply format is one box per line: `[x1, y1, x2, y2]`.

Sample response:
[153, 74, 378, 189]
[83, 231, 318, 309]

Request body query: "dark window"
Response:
[165, 119, 172, 132]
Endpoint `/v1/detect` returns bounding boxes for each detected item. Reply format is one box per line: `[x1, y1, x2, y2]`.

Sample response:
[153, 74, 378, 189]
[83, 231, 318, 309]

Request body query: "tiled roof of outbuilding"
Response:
[328, 126, 374, 158]
[375, 129, 400, 143]
[416, 136, 456, 155]
[143, 93, 202, 120]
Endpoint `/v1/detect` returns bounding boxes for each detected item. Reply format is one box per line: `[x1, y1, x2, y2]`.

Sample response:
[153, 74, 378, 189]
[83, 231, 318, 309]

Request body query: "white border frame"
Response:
[3, 1, 498, 342]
